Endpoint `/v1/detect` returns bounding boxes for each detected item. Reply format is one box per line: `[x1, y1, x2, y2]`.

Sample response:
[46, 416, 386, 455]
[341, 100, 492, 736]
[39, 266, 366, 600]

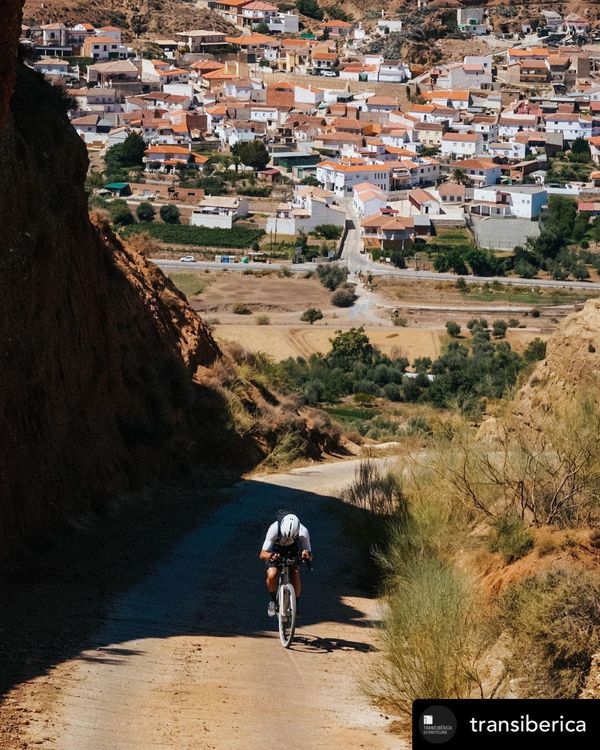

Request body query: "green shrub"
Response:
[233, 303, 252, 315]
[110, 202, 134, 227]
[331, 285, 355, 307]
[500, 571, 600, 698]
[160, 204, 180, 224]
[446, 321, 461, 338]
[315, 224, 342, 240]
[238, 185, 272, 197]
[255, 314, 270, 325]
[392, 312, 408, 327]
[136, 201, 155, 222]
[301, 308, 323, 324]
[488, 513, 534, 563]
[524, 338, 546, 363]
[406, 416, 432, 436]
[316, 263, 348, 290]
[492, 319, 508, 338]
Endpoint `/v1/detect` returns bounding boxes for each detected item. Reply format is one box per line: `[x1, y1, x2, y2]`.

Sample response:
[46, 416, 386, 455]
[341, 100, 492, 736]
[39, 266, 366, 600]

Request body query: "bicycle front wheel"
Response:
[278, 583, 296, 648]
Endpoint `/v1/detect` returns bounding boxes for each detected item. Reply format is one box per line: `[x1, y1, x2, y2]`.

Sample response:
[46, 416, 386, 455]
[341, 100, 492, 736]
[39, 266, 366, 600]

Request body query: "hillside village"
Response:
[19, 2, 600, 277]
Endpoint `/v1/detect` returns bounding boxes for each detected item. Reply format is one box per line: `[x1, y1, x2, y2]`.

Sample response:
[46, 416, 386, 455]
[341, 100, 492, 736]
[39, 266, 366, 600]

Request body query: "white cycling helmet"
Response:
[280, 514, 300, 543]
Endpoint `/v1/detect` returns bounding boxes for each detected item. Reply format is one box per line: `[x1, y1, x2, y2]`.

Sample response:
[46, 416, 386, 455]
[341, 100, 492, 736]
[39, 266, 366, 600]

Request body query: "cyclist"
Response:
[259, 511, 312, 617]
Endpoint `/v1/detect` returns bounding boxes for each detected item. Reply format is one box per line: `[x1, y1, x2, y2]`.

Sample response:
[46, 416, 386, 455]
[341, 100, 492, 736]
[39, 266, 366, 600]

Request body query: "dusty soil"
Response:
[0, 460, 405, 750]
[168, 272, 560, 360]
[192, 273, 332, 315]
[214, 323, 444, 361]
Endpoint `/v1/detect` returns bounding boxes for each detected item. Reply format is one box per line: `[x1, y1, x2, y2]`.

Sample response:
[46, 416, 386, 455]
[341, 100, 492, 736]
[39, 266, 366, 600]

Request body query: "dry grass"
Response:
[213, 325, 443, 362]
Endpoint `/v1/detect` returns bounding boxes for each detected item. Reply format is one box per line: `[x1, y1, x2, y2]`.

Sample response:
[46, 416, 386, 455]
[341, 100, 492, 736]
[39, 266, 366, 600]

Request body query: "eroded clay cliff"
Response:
[0, 1, 222, 562]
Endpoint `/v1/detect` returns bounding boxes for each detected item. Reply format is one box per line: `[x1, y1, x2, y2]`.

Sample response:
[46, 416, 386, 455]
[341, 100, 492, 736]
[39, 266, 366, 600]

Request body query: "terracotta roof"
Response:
[242, 1, 277, 9]
[312, 51, 337, 61]
[508, 47, 549, 57]
[367, 96, 399, 107]
[520, 60, 548, 69]
[319, 131, 363, 143]
[203, 69, 239, 80]
[322, 20, 352, 28]
[318, 160, 389, 174]
[448, 158, 497, 170]
[146, 145, 192, 154]
[226, 33, 276, 46]
[423, 90, 470, 102]
[157, 68, 188, 77]
[361, 214, 414, 230]
[191, 60, 226, 71]
[442, 132, 480, 142]
[438, 182, 465, 196]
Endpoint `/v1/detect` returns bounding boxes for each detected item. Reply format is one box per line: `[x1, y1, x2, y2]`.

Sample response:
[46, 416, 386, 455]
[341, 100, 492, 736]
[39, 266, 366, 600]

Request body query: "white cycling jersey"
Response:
[262, 521, 311, 552]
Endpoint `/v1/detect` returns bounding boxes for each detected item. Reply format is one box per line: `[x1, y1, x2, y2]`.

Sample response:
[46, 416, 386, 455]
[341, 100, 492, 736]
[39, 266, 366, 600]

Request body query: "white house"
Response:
[82, 35, 128, 60]
[249, 105, 281, 128]
[448, 158, 501, 187]
[239, 1, 278, 26]
[498, 115, 539, 139]
[317, 160, 391, 197]
[543, 114, 593, 143]
[144, 145, 209, 172]
[266, 186, 345, 235]
[269, 13, 299, 33]
[353, 182, 388, 218]
[41, 23, 68, 47]
[441, 132, 484, 158]
[190, 197, 249, 229]
[457, 7, 486, 35]
[32, 57, 71, 76]
[175, 30, 226, 52]
[488, 141, 528, 160]
[470, 185, 547, 219]
[435, 56, 493, 90]
[95, 25, 122, 42]
[294, 85, 324, 107]
[471, 115, 499, 143]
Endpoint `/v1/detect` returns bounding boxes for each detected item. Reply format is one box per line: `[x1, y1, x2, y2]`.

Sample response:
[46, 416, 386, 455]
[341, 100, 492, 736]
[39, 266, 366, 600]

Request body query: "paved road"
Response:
[151, 211, 600, 292]
[16, 459, 404, 750]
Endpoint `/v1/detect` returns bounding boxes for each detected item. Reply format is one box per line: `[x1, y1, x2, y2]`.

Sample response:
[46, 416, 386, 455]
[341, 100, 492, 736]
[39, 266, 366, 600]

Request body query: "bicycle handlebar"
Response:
[270, 556, 312, 570]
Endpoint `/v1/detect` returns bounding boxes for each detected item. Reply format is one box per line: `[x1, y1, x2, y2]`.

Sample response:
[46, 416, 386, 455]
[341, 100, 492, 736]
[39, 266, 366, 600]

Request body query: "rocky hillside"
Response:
[511, 299, 600, 429]
[0, 0, 224, 564]
[23, 0, 235, 37]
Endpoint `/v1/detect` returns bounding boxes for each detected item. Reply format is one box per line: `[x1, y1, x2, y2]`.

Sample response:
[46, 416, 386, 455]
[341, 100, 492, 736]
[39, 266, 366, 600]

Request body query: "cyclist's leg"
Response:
[265, 566, 278, 594]
[290, 566, 301, 598]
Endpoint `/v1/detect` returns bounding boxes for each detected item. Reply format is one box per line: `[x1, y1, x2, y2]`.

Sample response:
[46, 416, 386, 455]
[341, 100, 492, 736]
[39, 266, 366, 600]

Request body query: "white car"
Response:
[320, 70, 337, 77]
[179, 255, 196, 263]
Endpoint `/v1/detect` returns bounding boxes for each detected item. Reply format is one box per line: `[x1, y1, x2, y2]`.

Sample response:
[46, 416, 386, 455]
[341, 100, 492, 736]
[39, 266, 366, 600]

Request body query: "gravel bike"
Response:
[271, 556, 311, 648]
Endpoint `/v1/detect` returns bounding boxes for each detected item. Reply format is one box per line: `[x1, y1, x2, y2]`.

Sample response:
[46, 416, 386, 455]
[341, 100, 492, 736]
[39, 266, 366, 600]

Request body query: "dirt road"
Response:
[11, 460, 404, 750]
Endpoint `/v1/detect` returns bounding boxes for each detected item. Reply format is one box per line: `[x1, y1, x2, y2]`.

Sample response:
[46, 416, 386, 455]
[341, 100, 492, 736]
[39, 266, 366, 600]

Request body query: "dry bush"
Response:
[500, 570, 600, 698]
[340, 460, 405, 517]
[424, 395, 600, 528]
[123, 231, 161, 258]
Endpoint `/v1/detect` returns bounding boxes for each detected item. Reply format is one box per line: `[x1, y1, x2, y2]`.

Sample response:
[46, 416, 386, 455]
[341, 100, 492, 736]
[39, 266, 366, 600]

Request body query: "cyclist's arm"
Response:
[299, 526, 312, 558]
[259, 522, 278, 560]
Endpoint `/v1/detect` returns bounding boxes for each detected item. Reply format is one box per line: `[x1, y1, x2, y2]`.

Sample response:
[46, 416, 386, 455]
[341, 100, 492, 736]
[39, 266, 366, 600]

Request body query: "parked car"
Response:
[179, 255, 196, 263]
[320, 70, 338, 77]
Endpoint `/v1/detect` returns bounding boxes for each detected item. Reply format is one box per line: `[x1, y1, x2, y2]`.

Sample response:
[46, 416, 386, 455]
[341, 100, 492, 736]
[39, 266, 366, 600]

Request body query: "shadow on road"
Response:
[0, 469, 382, 698]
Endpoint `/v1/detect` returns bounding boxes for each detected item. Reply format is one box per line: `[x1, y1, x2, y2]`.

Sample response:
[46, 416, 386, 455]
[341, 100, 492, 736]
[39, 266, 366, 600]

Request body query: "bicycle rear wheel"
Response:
[278, 583, 296, 648]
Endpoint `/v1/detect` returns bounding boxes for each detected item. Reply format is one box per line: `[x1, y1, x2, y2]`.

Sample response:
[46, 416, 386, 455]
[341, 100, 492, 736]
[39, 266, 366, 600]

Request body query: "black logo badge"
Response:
[419, 705, 458, 744]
